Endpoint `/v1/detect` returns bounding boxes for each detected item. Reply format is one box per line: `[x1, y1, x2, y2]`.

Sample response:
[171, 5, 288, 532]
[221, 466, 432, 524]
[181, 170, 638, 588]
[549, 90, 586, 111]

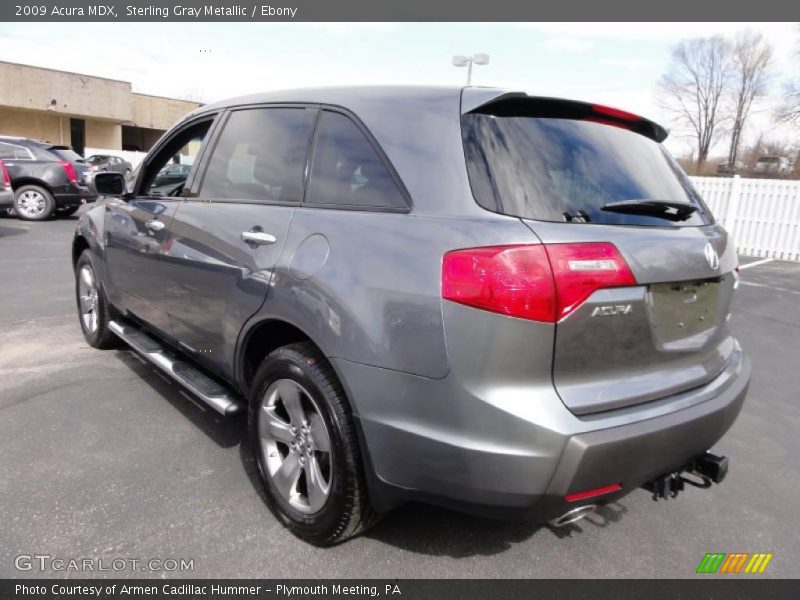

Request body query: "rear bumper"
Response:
[53, 183, 96, 207]
[338, 342, 750, 520]
[529, 352, 750, 521]
[0, 190, 13, 209]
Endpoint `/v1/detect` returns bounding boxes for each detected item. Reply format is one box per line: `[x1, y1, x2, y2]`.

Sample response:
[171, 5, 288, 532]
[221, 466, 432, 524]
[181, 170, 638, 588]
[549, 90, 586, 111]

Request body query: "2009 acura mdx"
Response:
[73, 87, 750, 545]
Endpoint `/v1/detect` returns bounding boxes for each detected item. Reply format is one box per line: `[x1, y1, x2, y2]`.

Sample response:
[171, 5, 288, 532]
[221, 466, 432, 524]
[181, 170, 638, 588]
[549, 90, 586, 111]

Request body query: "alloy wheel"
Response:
[258, 379, 333, 514]
[16, 190, 47, 218]
[77, 265, 99, 334]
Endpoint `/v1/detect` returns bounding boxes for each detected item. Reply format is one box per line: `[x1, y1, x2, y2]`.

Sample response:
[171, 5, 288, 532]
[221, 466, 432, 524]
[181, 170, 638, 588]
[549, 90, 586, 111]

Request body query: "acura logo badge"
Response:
[704, 243, 720, 270]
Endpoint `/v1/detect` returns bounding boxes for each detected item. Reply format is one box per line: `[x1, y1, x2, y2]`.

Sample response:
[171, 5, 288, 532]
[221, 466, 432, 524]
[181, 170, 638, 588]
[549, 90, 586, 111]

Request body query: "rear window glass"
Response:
[0, 142, 32, 159]
[462, 113, 712, 227]
[306, 111, 407, 210]
[49, 148, 85, 163]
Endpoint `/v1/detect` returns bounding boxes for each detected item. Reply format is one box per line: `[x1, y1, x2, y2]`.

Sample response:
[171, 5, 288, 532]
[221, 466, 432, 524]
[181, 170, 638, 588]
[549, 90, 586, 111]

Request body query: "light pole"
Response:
[452, 53, 490, 85]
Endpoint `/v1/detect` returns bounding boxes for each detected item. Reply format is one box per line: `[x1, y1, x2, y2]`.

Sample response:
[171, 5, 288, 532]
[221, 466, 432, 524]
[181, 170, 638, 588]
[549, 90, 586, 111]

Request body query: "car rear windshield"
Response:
[85, 155, 108, 163]
[462, 105, 712, 227]
[49, 148, 85, 163]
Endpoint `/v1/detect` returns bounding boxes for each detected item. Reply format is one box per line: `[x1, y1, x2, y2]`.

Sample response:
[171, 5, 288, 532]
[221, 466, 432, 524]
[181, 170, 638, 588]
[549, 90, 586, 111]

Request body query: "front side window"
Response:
[199, 108, 316, 203]
[141, 120, 211, 197]
[462, 109, 712, 227]
[306, 111, 407, 210]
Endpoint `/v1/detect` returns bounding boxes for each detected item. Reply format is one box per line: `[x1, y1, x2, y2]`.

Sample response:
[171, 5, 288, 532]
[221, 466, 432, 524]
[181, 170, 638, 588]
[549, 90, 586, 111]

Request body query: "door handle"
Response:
[145, 219, 165, 231]
[241, 231, 277, 246]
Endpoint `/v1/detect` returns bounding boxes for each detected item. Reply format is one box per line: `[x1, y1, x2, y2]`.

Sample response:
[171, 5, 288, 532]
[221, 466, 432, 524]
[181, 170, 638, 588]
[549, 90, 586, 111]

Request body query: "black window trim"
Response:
[301, 105, 412, 214]
[174, 102, 412, 213]
[188, 103, 319, 207]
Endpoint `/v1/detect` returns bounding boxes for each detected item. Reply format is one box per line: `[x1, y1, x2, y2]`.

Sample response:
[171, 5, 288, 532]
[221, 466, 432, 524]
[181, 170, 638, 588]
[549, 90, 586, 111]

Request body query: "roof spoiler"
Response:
[461, 89, 668, 143]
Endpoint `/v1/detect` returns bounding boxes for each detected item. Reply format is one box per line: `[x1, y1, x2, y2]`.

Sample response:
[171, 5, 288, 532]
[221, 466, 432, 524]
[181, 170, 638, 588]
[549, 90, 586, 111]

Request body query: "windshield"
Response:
[462, 113, 712, 227]
[85, 155, 108, 163]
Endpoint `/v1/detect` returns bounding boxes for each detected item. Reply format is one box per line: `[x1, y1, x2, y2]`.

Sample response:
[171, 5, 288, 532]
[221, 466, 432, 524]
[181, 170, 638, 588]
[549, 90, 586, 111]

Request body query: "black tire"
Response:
[248, 342, 377, 545]
[14, 184, 55, 221]
[57, 206, 81, 217]
[75, 251, 117, 349]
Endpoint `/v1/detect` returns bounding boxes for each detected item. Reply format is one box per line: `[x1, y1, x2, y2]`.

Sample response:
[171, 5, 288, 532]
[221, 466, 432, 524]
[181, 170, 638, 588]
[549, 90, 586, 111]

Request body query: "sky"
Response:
[1, 22, 798, 157]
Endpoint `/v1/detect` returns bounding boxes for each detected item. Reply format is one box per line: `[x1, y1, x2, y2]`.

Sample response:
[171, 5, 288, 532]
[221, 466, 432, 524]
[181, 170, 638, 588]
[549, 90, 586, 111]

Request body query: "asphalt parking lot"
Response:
[1, 206, 798, 579]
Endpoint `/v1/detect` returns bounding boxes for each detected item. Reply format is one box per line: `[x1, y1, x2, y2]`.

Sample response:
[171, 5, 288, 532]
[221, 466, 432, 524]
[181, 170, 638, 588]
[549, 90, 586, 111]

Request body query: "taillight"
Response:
[0, 160, 10, 190]
[441, 242, 636, 323]
[546, 242, 636, 320]
[442, 245, 556, 322]
[58, 160, 78, 184]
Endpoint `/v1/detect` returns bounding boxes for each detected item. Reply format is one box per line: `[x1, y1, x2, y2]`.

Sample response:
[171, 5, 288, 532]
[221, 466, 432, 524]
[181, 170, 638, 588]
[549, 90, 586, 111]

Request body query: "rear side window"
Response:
[306, 111, 407, 210]
[0, 142, 32, 159]
[199, 108, 315, 203]
[462, 110, 712, 227]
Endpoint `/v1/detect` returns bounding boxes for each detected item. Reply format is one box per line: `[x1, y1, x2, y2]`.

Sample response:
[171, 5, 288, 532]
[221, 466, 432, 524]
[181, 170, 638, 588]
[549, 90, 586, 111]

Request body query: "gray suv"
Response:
[73, 87, 750, 545]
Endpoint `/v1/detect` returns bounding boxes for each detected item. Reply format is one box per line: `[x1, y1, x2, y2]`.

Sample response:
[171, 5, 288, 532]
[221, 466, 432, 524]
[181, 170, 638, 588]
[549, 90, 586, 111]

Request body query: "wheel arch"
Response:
[72, 235, 91, 269]
[237, 318, 328, 398]
[11, 177, 53, 195]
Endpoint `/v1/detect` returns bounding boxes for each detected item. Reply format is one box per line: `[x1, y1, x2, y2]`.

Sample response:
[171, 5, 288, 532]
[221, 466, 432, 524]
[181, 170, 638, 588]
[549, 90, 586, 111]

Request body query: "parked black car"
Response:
[85, 154, 133, 178]
[0, 160, 13, 210]
[0, 136, 96, 220]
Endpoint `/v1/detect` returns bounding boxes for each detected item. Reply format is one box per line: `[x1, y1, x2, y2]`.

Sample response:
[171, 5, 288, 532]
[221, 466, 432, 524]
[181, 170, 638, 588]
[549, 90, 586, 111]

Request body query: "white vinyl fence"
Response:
[690, 176, 800, 262]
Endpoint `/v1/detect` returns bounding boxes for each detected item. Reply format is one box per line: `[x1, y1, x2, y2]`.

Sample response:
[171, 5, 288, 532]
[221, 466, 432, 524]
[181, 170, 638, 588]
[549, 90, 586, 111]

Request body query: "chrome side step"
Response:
[109, 320, 243, 416]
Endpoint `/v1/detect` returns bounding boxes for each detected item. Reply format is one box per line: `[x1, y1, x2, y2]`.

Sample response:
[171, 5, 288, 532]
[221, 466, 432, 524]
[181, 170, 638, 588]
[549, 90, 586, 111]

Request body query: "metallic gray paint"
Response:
[74, 86, 751, 519]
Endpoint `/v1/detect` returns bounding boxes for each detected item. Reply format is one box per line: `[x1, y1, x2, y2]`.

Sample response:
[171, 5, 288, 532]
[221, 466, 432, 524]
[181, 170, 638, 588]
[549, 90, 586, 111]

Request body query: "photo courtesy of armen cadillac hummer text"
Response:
[75, 86, 749, 545]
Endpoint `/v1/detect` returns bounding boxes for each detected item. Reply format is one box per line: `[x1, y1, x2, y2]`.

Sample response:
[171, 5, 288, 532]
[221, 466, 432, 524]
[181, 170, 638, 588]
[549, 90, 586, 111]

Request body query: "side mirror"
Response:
[92, 171, 126, 197]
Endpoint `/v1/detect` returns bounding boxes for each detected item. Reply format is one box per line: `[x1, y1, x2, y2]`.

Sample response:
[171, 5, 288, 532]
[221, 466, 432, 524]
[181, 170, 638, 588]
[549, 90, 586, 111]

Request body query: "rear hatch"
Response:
[461, 93, 739, 415]
[47, 146, 90, 182]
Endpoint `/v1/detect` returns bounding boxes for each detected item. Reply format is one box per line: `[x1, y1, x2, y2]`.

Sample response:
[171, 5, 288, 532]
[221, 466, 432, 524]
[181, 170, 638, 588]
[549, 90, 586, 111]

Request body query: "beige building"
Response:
[0, 61, 201, 155]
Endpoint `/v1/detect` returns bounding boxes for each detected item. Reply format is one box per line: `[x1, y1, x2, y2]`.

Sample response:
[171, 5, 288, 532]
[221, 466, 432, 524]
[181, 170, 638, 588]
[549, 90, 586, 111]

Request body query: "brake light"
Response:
[58, 160, 78, 184]
[591, 103, 641, 122]
[0, 160, 10, 190]
[441, 242, 636, 323]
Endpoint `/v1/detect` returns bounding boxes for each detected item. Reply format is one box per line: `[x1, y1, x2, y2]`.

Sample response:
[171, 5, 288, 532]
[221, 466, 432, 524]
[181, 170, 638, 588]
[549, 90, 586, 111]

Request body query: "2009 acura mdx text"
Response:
[73, 87, 750, 545]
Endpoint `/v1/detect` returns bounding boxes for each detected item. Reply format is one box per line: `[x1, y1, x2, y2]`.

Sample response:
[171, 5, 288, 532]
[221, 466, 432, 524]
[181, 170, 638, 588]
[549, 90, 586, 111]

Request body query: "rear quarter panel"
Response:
[253, 208, 539, 380]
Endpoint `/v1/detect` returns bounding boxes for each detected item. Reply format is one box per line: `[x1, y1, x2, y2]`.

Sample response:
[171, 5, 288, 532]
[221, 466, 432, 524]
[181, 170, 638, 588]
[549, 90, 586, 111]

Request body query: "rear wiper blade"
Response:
[601, 199, 698, 222]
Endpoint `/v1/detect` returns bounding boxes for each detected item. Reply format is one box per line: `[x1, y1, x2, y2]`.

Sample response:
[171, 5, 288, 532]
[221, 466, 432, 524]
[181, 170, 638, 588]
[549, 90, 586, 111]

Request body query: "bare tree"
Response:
[727, 31, 772, 166]
[778, 25, 800, 124]
[658, 36, 733, 170]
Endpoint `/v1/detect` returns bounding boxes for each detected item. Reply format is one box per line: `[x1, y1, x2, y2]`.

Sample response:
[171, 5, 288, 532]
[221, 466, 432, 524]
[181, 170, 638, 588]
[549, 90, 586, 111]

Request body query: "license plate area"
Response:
[647, 277, 723, 349]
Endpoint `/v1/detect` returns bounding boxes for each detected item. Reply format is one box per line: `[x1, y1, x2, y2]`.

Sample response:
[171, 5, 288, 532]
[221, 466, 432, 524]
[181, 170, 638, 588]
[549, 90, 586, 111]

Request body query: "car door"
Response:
[103, 115, 217, 336]
[161, 106, 317, 378]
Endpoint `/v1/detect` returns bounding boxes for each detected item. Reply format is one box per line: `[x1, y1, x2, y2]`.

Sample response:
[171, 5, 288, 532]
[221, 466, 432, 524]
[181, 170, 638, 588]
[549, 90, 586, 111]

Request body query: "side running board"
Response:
[109, 320, 243, 416]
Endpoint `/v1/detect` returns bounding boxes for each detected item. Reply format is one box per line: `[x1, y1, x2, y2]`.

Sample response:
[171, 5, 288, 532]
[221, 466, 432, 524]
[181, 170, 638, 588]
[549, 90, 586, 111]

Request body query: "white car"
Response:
[753, 156, 793, 175]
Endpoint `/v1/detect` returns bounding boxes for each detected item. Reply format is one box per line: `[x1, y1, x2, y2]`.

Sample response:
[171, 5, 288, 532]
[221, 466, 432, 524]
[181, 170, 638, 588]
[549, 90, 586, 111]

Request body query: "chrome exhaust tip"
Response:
[549, 504, 598, 527]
